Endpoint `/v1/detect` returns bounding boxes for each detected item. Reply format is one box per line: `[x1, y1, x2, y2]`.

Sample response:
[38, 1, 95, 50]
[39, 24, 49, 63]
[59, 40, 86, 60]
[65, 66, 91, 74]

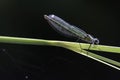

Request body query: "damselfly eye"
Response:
[94, 38, 99, 44]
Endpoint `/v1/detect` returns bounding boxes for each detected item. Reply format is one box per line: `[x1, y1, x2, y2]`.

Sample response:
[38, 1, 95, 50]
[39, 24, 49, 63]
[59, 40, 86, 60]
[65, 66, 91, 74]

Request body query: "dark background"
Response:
[0, 0, 120, 80]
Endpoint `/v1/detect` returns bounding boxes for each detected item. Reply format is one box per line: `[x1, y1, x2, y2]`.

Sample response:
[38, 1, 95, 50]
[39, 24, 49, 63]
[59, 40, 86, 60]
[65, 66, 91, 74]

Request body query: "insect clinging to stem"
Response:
[44, 14, 99, 50]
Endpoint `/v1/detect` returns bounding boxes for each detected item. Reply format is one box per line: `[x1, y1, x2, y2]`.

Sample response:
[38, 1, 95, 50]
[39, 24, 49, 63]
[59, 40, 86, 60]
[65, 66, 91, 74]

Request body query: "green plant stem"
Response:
[81, 43, 120, 54]
[0, 36, 120, 70]
[0, 36, 120, 53]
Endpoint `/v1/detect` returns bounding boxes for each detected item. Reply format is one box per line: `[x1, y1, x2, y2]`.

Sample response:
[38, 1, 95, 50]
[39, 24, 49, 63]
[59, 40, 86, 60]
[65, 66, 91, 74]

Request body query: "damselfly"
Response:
[44, 14, 99, 48]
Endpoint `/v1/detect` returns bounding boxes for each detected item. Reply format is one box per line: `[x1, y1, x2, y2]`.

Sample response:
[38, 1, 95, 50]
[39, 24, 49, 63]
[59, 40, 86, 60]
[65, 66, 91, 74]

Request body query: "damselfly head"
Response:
[93, 38, 99, 44]
[87, 34, 99, 44]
